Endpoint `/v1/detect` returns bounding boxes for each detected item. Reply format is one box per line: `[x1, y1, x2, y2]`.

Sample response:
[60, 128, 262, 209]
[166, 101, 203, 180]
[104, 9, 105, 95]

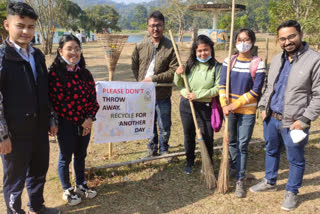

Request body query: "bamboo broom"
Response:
[169, 30, 216, 189]
[217, 0, 236, 194]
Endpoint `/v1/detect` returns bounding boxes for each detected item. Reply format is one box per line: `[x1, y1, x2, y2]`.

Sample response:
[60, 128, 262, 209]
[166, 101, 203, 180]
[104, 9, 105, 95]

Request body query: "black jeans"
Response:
[179, 97, 214, 167]
[57, 118, 90, 190]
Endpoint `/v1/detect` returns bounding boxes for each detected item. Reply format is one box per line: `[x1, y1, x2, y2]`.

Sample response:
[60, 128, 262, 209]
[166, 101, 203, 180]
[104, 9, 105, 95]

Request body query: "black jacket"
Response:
[0, 40, 50, 139]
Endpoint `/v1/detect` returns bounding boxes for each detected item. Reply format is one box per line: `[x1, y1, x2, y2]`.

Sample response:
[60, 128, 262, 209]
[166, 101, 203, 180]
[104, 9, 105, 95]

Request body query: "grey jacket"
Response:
[259, 42, 320, 128]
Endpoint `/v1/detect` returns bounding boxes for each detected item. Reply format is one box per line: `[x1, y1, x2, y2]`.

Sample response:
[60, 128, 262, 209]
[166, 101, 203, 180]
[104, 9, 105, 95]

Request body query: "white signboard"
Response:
[94, 81, 155, 143]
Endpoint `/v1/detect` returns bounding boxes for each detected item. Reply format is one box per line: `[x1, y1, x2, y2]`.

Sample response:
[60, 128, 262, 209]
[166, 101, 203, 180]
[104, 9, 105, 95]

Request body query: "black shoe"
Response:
[184, 166, 192, 175]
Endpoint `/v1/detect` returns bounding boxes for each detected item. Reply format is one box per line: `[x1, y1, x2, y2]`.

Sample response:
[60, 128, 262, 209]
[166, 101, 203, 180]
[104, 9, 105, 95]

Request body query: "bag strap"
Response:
[249, 56, 262, 80]
[230, 54, 262, 81]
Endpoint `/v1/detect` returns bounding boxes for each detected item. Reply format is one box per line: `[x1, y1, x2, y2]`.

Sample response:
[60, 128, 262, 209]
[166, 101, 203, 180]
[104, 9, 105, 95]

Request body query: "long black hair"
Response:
[185, 35, 215, 74]
[49, 34, 88, 84]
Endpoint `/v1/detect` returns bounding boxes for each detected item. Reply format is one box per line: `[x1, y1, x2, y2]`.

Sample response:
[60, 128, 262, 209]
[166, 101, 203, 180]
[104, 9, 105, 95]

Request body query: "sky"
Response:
[112, 0, 153, 4]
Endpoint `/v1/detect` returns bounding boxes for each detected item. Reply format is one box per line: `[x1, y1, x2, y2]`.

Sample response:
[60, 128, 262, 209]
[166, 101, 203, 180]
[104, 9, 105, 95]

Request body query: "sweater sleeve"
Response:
[173, 72, 185, 87]
[86, 70, 100, 117]
[232, 61, 266, 109]
[0, 92, 9, 142]
[219, 58, 228, 107]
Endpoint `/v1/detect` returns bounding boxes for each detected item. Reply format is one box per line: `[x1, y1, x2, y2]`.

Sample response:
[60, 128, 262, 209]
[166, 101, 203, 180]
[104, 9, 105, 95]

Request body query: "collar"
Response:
[282, 42, 308, 62]
[8, 39, 35, 56]
[67, 65, 80, 72]
[148, 36, 165, 49]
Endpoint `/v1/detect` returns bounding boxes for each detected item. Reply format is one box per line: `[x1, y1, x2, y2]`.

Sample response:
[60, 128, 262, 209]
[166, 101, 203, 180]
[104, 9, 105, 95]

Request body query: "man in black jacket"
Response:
[0, 2, 59, 214]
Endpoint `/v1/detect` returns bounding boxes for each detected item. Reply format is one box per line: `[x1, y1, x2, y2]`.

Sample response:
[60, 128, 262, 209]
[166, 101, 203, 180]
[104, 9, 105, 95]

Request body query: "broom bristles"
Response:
[217, 124, 230, 193]
[196, 129, 216, 190]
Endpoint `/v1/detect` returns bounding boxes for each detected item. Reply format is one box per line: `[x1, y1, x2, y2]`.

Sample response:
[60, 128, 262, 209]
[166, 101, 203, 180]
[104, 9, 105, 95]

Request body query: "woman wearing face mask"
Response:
[174, 35, 221, 175]
[219, 28, 266, 198]
[48, 35, 99, 206]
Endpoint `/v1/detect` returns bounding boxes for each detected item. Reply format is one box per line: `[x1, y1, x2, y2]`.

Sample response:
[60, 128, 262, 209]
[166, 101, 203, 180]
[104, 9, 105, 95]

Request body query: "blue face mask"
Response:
[197, 55, 212, 63]
[61, 55, 80, 66]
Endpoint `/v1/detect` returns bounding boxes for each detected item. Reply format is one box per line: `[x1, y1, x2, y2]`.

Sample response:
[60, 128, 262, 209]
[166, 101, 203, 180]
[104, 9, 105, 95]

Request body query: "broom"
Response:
[169, 30, 216, 190]
[217, 0, 236, 194]
[96, 33, 129, 159]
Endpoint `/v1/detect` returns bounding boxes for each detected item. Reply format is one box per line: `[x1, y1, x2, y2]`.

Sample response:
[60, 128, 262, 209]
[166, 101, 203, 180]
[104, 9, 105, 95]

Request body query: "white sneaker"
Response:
[62, 187, 82, 206]
[75, 182, 97, 199]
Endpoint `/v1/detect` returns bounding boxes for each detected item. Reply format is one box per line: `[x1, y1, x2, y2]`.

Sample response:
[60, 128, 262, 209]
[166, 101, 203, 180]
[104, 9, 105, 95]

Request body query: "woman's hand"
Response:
[187, 92, 196, 101]
[223, 104, 236, 116]
[49, 126, 58, 137]
[176, 65, 185, 75]
[81, 118, 93, 136]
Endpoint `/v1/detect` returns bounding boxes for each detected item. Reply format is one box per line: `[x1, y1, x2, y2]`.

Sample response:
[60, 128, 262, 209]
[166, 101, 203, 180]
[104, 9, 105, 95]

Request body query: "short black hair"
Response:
[147, 10, 165, 24]
[7, 1, 38, 20]
[277, 20, 301, 34]
[235, 28, 256, 48]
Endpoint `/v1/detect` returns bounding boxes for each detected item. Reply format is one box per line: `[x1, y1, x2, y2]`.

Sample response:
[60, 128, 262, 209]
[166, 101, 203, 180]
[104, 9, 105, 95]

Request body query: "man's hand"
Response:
[0, 138, 12, 155]
[261, 111, 267, 120]
[142, 77, 152, 82]
[187, 92, 196, 101]
[176, 65, 185, 75]
[290, 120, 303, 130]
[49, 126, 58, 137]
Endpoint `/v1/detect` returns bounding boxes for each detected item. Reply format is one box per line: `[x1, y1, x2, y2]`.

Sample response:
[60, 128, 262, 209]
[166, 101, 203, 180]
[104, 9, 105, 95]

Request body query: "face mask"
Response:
[61, 55, 80, 66]
[236, 42, 252, 53]
[196, 55, 212, 63]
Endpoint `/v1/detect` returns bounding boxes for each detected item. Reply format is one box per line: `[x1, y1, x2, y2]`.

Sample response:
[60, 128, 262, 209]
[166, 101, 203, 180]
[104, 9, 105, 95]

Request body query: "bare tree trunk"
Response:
[25, 0, 60, 55]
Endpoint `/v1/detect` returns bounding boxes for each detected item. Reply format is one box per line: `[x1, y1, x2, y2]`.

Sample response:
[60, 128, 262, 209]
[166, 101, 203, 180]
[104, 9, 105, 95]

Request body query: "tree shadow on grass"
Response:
[56, 160, 214, 214]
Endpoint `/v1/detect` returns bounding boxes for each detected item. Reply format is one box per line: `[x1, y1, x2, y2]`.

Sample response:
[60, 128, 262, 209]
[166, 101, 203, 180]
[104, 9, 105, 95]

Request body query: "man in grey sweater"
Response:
[250, 20, 320, 211]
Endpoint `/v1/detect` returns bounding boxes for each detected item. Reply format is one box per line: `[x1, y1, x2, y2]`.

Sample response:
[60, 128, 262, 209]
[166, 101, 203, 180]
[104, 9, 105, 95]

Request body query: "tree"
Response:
[0, 1, 8, 40]
[57, 0, 87, 32]
[131, 5, 147, 30]
[269, 0, 320, 33]
[25, 0, 63, 55]
[161, 0, 188, 42]
[84, 4, 120, 33]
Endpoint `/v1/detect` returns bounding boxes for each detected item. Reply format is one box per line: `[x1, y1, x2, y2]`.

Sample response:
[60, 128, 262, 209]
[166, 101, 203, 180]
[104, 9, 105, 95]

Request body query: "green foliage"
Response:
[58, 0, 87, 31]
[0, 1, 7, 37]
[217, 14, 248, 31]
[269, 0, 320, 35]
[132, 5, 147, 30]
[85, 4, 120, 33]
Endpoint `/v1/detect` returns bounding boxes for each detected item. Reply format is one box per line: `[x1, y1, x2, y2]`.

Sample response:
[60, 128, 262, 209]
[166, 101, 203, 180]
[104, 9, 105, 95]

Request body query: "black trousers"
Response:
[1, 121, 49, 214]
[179, 97, 214, 167]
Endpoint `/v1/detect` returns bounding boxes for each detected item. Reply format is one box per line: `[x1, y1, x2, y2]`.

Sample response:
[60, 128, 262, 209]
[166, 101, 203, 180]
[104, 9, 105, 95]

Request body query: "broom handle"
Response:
[169, 30, 200, 132]
[226, 0, 235, 105]
[223, 0, 235, 137]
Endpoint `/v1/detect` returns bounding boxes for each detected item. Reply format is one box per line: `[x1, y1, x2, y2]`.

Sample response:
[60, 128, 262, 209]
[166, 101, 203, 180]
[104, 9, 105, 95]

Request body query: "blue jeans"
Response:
[228, 113, 256, 180]
[263, 116, 308, 193]
[57, 119, 90, 190]
[148, 98, 171, 154]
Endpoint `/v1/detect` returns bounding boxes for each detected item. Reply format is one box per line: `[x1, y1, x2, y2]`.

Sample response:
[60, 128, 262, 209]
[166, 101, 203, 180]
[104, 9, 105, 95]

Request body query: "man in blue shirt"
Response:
[250, 20, 320, 211]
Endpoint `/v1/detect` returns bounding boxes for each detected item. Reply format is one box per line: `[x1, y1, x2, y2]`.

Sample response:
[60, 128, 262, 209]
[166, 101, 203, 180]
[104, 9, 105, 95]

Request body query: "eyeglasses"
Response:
[64, 48, 81, 53]
[278, 34, 297, 43]
[148, 24, 164, 29]
[237, 38, 251, 43]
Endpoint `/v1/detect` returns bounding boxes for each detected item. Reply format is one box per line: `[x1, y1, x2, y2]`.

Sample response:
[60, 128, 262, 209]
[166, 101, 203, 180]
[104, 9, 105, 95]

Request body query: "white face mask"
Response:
[236, 42, 252, 53]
